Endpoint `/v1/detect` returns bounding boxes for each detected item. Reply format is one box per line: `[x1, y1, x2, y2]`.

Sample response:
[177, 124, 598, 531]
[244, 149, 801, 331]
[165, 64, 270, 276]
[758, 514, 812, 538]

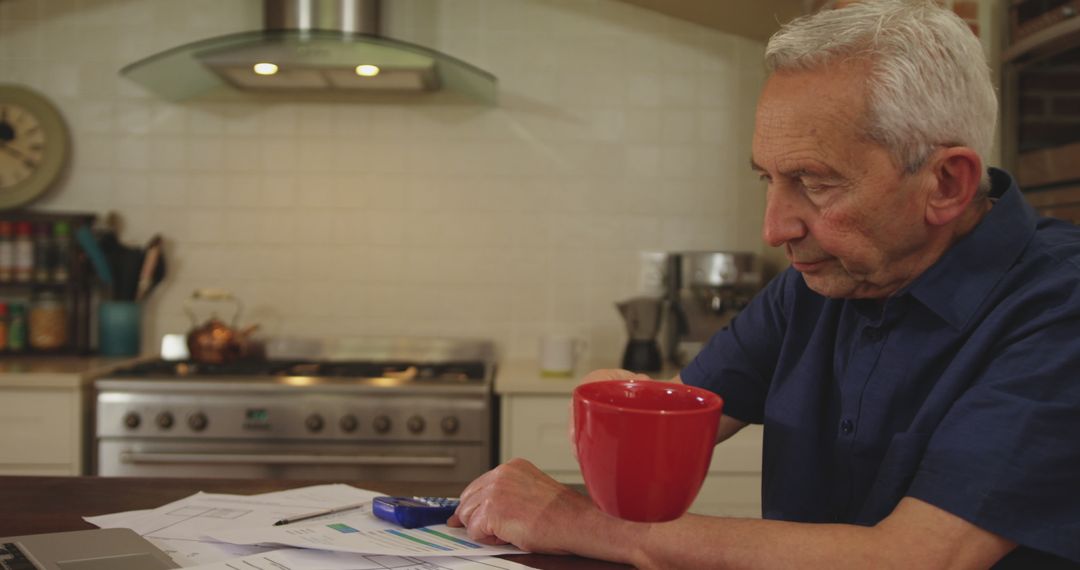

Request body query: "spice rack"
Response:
[0, 211, 95, 356]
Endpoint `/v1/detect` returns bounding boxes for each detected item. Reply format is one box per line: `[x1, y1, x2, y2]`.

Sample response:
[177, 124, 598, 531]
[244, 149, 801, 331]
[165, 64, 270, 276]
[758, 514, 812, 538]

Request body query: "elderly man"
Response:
[449, 1, 1080, 568]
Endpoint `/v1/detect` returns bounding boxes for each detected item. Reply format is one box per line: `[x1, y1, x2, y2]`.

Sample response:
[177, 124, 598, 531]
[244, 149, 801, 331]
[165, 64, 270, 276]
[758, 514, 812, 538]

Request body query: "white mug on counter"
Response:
[539, 335, 587, 378]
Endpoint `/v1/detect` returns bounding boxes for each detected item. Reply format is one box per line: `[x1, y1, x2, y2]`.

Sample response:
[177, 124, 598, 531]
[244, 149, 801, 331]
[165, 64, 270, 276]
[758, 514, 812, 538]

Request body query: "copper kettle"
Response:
[184, 288, 261, 364]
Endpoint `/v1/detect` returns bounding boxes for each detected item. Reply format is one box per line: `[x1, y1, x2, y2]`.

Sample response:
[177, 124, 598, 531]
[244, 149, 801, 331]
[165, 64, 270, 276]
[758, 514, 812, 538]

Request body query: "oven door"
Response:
[96, 439, 490, 482]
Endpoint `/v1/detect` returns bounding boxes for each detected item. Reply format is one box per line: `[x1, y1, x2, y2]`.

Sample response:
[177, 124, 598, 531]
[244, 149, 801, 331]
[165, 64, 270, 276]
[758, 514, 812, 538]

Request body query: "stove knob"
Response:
[123, 412, 141, 430]
[188, 412, 208, 432]
[305, 414, 325, 433]
[372, 415, 392, 434]
[339, 414, 359, 433]
[156, 412, 174, 430]
[406, 415, 425, 434]
[441, 416, 460, 435]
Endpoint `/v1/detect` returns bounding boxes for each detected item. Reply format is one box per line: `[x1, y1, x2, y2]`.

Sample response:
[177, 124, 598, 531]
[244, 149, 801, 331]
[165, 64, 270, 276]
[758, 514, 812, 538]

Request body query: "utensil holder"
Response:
[99, 301, 141, 357]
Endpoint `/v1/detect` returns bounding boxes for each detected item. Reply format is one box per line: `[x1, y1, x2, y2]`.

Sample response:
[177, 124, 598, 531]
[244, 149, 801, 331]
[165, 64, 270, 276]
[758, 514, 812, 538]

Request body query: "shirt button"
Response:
[863, 327, 883, 341]
[840, 419, 854, 435]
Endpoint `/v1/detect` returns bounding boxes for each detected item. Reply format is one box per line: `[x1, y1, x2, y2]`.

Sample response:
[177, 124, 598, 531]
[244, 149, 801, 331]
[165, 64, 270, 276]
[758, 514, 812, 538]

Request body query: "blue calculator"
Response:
[372, 496, 460, 528]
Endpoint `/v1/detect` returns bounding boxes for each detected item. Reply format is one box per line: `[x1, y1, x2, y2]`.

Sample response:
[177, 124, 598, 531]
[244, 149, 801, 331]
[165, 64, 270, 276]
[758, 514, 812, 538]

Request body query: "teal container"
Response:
[99, 301, 141, 356]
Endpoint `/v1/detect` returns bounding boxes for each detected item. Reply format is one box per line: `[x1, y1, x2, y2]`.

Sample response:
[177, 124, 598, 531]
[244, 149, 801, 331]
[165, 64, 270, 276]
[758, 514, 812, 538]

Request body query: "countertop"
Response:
[0, 476, 630, 570]
[495, 359, 682, 395]
[0, 354, 682, 393]
[0, 355, 145, 388]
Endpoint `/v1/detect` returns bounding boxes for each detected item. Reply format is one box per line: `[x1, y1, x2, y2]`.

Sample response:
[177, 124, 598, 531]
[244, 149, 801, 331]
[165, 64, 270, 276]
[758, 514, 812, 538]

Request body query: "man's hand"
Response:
[578, 368, 654, 383]
[446, 458, 603, 553]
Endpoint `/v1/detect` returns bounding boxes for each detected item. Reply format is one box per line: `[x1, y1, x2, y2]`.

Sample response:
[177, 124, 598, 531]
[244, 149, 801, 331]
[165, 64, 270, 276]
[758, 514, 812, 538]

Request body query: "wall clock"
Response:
[0, 84, 69, 209]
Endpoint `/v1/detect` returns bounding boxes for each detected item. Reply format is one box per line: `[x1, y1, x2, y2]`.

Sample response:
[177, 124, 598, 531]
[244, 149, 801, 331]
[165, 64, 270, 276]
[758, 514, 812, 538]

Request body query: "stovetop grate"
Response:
[110, 360, 488, 381]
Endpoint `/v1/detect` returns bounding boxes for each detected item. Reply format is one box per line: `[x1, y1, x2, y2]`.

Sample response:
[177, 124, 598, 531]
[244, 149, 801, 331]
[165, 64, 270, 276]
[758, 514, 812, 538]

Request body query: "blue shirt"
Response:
[682, 169, 1080, 567]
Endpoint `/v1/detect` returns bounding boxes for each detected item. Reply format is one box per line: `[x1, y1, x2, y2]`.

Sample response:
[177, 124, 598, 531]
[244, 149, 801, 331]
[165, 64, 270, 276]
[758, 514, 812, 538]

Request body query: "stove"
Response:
[93, 337, 497, 482]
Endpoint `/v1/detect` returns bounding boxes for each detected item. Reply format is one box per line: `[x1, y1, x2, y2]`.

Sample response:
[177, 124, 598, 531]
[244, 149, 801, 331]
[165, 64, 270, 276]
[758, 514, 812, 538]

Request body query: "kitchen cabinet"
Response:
[496, 360, 763, 518]
[0, 357, 133, 475]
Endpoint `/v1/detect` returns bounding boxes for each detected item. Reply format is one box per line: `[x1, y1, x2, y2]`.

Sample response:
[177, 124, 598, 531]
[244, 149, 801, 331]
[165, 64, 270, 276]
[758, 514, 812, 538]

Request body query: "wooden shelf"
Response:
[1004, 13, 1080, 63]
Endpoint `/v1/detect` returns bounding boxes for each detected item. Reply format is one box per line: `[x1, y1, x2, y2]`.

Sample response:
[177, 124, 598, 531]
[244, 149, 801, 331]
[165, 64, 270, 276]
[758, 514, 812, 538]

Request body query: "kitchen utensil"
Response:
[184, 288, 262, 364]
[616, 296, 663, 372]
[573, 380, 723, 522]
[113, 246, 144, 301]
[74, 225, 113, 286]
[145, 241, 167, 299]
[99, 301, 141, 357]
[135, 235, 162, 302]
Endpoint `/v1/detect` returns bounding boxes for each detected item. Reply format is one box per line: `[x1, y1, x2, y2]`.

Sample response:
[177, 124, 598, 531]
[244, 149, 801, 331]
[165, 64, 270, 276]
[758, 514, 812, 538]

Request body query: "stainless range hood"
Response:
[121, 0, 496, 104]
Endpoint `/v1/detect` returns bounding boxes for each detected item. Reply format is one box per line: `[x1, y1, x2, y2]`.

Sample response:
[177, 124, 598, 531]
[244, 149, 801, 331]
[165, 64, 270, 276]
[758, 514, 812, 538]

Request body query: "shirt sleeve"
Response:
[680, 268, 794, 424]
[906, 299, 1080, 563]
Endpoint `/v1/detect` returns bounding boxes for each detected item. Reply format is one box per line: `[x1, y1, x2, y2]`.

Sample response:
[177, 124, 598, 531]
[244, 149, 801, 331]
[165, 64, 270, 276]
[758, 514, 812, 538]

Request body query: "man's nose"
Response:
[762, 187, 808, 247]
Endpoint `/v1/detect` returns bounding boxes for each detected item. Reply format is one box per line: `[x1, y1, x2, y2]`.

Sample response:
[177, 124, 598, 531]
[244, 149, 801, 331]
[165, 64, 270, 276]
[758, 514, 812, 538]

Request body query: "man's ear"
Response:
[925, 147, 982, 227]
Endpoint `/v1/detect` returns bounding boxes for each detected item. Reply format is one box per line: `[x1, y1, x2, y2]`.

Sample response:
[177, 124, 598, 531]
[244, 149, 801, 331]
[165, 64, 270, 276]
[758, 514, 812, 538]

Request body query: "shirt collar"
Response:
[903, 168, 1038, 330]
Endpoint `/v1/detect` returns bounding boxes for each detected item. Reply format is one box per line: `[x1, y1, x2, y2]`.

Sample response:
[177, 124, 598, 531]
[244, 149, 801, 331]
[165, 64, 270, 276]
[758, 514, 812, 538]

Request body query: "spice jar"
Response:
[29, 291, 68, 350]
[7, 302, 27, 352]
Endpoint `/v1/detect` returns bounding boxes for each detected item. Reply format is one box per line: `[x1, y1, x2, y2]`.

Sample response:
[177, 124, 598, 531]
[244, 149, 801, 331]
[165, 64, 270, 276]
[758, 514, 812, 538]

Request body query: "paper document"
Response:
[185, 551, 535, 570]
[84, 483, 533, 569]
[86, 484, 382, 567]
[210, 509, 526, 557]
[103, 484, 381, 540]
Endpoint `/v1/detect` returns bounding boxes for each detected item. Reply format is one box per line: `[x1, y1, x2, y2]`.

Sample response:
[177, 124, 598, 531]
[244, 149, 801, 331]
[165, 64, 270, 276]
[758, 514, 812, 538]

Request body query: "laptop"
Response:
[0, 528, 177, 570]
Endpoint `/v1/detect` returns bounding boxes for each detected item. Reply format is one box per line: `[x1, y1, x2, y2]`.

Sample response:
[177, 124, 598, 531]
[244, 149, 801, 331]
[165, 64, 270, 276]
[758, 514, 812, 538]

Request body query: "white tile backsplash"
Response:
[3, 0, 769, 361]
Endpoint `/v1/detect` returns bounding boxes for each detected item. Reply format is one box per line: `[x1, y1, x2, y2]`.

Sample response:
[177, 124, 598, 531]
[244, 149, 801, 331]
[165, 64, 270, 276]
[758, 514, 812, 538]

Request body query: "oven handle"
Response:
[120, 451, 457, 467]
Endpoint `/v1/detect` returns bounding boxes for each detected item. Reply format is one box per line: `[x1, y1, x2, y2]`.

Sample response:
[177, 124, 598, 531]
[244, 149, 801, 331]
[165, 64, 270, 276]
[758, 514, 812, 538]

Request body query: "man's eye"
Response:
[801, 180, 830, 193]
[756, 172, 772, 183]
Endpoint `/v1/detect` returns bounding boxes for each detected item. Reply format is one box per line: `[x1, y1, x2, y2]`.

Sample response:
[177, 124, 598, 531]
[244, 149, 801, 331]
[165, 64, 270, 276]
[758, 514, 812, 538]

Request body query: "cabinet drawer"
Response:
[0, 388, 81, 473]
[501, 394, 578, 472]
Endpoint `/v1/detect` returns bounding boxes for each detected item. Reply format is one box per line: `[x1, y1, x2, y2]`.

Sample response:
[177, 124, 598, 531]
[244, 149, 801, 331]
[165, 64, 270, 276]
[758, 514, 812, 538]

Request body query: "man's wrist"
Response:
[564, 505, 653, 566]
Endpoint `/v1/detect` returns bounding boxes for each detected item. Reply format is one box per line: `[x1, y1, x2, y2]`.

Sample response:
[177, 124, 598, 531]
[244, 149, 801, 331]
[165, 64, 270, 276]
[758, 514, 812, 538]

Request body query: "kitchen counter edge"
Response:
[0, 355, 148, 388]
[494, 359, 681, 395]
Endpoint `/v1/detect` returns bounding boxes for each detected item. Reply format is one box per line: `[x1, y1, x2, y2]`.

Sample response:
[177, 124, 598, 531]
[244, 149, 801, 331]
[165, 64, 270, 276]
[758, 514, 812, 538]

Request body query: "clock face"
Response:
[0, 103, 47, 189]
[0, 85, 68, 210]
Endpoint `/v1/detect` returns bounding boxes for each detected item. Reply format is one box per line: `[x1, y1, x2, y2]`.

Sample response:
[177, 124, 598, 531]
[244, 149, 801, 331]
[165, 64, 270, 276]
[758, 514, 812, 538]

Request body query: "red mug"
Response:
[572, 380, 723, 522]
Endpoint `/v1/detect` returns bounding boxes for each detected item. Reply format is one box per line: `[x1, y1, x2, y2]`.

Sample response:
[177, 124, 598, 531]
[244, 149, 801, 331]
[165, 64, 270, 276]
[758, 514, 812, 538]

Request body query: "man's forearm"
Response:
[565, 497, 1013, 570]
[563, 513, 880, 570]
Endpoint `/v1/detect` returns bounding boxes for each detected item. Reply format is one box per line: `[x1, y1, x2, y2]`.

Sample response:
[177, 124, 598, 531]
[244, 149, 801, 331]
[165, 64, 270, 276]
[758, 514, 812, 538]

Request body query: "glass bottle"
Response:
[52, 221, 72, 283]
[0, 302, 8, 350]
[29, 291, 68, 350]
[13, 222, 34, 283]
[7, 302, 27, 352]
[0, 221, 13, 283]
[33, 221, 53, 283]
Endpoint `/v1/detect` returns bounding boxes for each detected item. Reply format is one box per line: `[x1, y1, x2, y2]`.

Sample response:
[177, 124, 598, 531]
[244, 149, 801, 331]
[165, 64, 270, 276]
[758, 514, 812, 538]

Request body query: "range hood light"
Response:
[355, 64, 380, 77]
[253, 62, 279, 75]
[118, 0, 497, 104]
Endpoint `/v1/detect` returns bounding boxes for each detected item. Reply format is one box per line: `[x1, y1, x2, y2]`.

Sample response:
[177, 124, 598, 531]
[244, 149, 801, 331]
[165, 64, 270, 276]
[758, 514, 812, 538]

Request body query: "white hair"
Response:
[765, 0, 997, 189]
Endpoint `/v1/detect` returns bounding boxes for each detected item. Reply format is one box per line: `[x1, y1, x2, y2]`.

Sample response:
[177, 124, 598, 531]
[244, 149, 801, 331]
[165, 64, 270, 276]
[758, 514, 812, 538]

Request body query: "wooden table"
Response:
[0, 476, 630, 570]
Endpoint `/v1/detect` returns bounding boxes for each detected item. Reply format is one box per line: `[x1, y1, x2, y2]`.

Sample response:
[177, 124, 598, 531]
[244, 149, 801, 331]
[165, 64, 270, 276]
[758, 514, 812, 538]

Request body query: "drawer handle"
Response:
[120, 451, 456, 467]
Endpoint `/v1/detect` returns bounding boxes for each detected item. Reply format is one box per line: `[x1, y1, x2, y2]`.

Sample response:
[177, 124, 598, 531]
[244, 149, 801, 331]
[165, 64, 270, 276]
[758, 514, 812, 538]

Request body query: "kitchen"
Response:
[0, 0, 1005, 568]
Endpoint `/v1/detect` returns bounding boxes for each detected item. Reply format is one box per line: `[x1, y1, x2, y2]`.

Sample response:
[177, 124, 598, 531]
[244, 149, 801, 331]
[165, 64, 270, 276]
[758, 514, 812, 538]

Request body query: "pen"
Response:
[273, 501, 369, 526]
